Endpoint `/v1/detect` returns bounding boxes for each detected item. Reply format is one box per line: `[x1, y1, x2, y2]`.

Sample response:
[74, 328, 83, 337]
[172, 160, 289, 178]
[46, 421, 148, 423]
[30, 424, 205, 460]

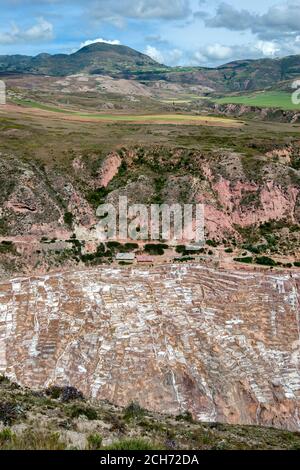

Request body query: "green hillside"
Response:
[216, 91, 300, 110]
[0, 43, 167, 78]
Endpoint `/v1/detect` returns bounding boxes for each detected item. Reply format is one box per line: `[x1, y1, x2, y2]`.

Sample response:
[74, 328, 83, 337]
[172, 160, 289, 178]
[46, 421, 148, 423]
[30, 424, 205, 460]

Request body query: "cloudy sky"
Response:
[0, 0, 300, 66]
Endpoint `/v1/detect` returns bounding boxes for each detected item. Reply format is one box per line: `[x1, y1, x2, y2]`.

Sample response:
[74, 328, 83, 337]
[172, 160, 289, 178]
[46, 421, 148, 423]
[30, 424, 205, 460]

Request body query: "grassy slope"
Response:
[1, 99, 299, 165]
[215, 91, 300, 111]
[1, 376, 300, 450]
[12, 98, 239, 124]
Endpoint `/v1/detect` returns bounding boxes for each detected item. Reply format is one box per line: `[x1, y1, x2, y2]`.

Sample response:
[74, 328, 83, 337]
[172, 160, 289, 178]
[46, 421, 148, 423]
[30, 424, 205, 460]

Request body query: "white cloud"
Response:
[255, 41, 280, 57]
[191, 39, 290, 67]
[145, 45, 164, 63]
[204, 44, 233, 60]
[145, 45, 184, 65]
[0, 18, 54, 45]
[206, 1, 300, 41]
[167, 48, 183, 65]
[92, 0, 191, 22]
[79, 38, 121, 49]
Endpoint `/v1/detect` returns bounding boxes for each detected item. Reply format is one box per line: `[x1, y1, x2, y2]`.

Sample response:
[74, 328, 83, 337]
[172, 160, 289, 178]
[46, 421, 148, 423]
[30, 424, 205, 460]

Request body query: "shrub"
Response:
[175, 256, 195, 262]
[225, 248, 233, 253]
[69, 404, 98, 421]
[107, 241, 122, 249]
[124, 243, 139, 251]
[242, 244, 266, 254]
[64, 212, 74, 227]
[87, 433, 102, 450]
[0, 375, 11, 385]
[45, 386, 83, 402]
[61, 386, 84, 402]
[294, 262, 300, 267]
[0, 402, 23, 425]
[255, 256, 277, 267]
[96, 243, 106, 255]
[234, 257, 253, 264]
[87, 187, 109, 208]
[0, 430, 67, 450]
[0, 428, 14, 445]
[206, 240, 218, 247]
[0, 241, 16, 254]
[144, 244, 165, 256]
[123, 402, 145, 421]
[175, 411, 194, 423]
[45, 386, 62, 400]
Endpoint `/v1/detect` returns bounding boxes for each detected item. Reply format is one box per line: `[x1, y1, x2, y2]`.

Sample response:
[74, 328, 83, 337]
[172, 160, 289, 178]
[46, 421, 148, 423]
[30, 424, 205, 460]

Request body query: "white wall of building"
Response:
[0, 81, 6, 105]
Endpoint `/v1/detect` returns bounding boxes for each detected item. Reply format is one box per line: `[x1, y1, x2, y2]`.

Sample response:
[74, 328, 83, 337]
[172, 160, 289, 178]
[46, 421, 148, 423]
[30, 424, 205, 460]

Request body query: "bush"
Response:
[45, 386, 83, 402]
[175, 256, 195, 262]
[87, 433, 102, 450]
[144, 244, 168, 256]
[225, 248, 233, 253]
[294, 262, 300, 267]
[107, 241, 122, 249]
[255, 256, 277, 267]
[242, 244, 266, 254]
[175, 411, 194, 423]
[124, 243, 139, 251]
[87, 187, 110, 208]
[45, 386, 62, 400]
[0, 241, 16, 254]
[61, 386, 84, 402]
[123, 402, 145, 421]
[64, 212, 74, 227]
[0, 428, 14, 445]
[234, 257, 253, 264]
[0, 429, 67, 450]
[69, 404, 98, 421]
[206, 240, 218, 247]
[0, 402, 23, 425]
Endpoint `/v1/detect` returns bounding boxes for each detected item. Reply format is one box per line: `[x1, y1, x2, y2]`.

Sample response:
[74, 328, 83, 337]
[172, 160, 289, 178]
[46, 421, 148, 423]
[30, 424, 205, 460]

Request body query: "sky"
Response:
[0, 0, 300, 67]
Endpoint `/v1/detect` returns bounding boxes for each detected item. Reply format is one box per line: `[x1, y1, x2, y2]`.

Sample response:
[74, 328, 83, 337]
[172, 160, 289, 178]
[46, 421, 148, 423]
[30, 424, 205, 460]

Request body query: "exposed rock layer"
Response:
[0, 264, 300, 431]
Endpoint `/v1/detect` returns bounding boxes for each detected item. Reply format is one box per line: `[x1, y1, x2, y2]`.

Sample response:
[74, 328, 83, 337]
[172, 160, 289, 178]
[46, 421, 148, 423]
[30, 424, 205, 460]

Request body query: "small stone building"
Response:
[0, 81, 6, 105]
[136, 255, 154, 264]
[116, 253, 135, 262]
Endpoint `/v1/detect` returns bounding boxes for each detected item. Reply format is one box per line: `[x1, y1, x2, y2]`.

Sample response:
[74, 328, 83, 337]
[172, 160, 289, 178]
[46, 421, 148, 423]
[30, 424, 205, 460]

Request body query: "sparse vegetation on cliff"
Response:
[0, 376, 300, 451]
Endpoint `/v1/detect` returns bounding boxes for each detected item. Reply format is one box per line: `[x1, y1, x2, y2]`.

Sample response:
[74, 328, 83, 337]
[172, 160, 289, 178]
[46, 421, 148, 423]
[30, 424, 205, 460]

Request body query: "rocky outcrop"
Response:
[211, 103, 300, 123]
[0, 264, 300, 431]
[96, 152, 121, 188]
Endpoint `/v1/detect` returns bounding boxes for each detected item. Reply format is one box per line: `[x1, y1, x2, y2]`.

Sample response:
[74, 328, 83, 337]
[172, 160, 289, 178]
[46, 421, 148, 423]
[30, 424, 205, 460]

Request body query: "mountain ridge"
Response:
[1, 43, 300, 91]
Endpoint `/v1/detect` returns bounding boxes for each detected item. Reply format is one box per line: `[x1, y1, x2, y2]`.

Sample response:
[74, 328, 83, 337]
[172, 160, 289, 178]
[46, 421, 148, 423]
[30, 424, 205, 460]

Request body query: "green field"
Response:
[216, 91, 300, 111]
[12, 98, 240, 124]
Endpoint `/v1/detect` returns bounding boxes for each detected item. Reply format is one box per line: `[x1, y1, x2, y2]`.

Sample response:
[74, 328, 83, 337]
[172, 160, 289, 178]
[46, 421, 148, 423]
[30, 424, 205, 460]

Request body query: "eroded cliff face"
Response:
[211, 103, 300, 123]
[1, 145, 300, 279]
[0, 264, 299, 431]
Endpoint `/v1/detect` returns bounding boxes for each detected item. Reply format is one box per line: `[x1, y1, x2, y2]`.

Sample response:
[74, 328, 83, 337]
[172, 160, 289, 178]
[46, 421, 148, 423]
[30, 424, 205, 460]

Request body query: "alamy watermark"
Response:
[292, 80, 300, 105]
[94, 197, 205, 244]
[0, 80, 6, 105]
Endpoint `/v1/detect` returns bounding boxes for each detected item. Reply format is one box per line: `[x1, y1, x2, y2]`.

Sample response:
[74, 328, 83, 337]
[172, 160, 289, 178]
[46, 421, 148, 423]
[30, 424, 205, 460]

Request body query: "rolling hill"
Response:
[0, 42, 167, 78]
[1, 43, 300, 92]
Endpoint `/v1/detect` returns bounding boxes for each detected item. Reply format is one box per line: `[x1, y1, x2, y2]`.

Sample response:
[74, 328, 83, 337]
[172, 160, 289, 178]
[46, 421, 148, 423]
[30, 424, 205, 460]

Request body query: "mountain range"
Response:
[1, 42, 300, 92]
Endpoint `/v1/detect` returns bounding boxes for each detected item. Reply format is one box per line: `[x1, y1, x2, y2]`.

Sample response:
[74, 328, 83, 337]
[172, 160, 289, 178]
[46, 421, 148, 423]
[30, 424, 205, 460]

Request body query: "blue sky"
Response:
[0, 1, 300, 66]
